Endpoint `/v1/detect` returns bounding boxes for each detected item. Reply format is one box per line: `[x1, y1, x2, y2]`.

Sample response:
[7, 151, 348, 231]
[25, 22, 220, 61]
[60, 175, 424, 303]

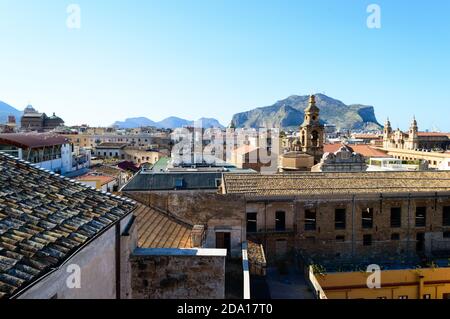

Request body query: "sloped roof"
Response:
[417, 132, 450, 138]
[95, 142, 128, 149]
[0, 133, 68, 148]
[134, 205, 192, 249]
[0, 152, 136, 299]
[122, 171, 222, 191]
[222, 171, 450, 197]
[324, 143, 387, 158]
[76, 173, 116, 186]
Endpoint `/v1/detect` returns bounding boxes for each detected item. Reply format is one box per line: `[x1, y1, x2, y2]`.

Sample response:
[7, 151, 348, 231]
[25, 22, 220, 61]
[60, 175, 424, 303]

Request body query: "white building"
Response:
[438, 158, 450, 171]
[367, 157, 428, 171]
[0, 133, 74, 174]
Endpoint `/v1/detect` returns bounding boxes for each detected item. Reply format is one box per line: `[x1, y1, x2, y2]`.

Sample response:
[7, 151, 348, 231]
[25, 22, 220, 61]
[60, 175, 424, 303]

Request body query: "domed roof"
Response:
[47, 112, 63, 121]
[24, 105, 38, 114]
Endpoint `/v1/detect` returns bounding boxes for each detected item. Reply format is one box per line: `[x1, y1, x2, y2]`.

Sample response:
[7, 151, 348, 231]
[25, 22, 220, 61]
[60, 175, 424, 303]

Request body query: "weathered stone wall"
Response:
[130, 250, 226, 299]
[123, 191, 245, 225]
[246, 195, 450, 263]
[124, 191, 246, 257]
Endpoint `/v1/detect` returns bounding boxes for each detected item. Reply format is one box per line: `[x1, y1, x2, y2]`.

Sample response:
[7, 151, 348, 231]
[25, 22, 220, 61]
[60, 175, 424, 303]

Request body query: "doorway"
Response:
[216, 232, 231, 256]
[416, 232, 425, 252]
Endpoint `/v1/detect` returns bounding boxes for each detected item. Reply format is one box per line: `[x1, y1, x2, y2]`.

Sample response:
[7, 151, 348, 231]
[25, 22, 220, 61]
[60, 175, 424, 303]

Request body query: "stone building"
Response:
[278, 151, 314, 172]
[221, 171, 450, 264]
[311, 144, 368, 172]
[383, 117, 450, 151]
[121, 169, 247, 259]
[20, 105, 64, 132]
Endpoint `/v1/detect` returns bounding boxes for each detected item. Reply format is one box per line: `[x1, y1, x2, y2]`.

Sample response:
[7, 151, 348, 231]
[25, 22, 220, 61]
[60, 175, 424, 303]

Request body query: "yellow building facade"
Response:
[313, 267, 450, 299]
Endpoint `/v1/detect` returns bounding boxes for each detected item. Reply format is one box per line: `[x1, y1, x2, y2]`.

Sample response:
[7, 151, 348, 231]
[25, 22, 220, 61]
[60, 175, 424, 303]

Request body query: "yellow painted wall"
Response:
[316, 267, 450, 299]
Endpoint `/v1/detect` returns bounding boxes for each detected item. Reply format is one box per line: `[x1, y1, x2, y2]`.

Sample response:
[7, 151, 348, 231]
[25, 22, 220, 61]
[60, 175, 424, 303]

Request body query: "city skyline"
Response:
[1, 0, 450, 130]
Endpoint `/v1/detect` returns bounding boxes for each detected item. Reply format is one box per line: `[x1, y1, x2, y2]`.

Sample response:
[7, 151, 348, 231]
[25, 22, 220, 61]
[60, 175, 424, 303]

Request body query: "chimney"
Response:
[191, 225, 206, 248]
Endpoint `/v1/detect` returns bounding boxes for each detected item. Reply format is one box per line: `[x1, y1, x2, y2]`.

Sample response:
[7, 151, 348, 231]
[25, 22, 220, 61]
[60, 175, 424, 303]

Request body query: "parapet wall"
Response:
[130, 248, 226, 299]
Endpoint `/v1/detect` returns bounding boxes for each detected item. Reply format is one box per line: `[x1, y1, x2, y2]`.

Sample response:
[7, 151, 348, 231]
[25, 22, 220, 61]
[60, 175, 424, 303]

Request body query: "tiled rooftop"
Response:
[324, 143, 387, 158]
[0, 133, 68, 149]
[222, 171, 450, 197]
[134, 205, 193, 249]
[0, 152, 136, 299]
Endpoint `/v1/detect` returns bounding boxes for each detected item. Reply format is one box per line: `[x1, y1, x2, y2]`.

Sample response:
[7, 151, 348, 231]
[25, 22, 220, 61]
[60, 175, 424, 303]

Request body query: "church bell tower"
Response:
[299, 95, 324, 164]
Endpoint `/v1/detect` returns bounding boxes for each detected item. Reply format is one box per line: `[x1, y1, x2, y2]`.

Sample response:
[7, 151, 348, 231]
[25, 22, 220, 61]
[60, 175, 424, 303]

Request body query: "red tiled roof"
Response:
[0, 133, 68, 148]
[352, 134, 381, 139]
[77, 174, 116, 186]
[324, 143, 387, 158]
[417, 132, 450, 137]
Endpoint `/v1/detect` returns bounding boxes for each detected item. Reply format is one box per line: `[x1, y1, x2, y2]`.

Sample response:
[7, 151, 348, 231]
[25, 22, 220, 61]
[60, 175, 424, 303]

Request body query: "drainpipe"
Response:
[351, 195, 356, 258]
[407, 194, 411, 257]
[264, 201, 268, 252]
[418, 275, 425, 299]
[115, 222, 121, 299]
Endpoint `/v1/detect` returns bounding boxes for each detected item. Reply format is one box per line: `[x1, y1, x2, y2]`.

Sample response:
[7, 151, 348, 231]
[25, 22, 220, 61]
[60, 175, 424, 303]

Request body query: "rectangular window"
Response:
[305, 209, 316, 231]
[335, 209, 346, 230]
[336, 235, 345, 242]
[246, 213, 257, 233]
[391, 233, 400, 240]
[443, 231, 450, 239]
[443, 206, 450, 226]
[175, 178, 184, 188]
[390, 207, 402, 228]
[363, 234, 372, 246]
[415, 207, 426, 227]
[275, 211, 286, 231]
[362, 208, 374, 229]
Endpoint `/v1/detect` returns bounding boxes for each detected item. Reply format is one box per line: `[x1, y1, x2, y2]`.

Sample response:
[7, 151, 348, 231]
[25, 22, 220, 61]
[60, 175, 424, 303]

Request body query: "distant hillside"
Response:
[113, 117, 158, 129]
[0, 101, 22, 124]
[231, 94, 382, 131]
[113, 116, 224, 129]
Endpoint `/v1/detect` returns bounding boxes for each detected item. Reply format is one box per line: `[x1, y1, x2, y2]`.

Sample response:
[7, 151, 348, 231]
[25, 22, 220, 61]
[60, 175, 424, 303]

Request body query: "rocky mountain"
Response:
[231, 94, 382, 131]
[0, 101, 22, 124]
[113, 117, 158, 129]
[113, 116, 224, 129]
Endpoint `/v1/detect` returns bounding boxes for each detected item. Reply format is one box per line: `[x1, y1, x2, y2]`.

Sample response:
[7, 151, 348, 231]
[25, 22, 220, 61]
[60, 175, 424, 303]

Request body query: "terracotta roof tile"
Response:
[223, 171, 450, 197]
[134, 205, 193, 249]
[324, 143, 387, 158]
[0, 152, 136, 299]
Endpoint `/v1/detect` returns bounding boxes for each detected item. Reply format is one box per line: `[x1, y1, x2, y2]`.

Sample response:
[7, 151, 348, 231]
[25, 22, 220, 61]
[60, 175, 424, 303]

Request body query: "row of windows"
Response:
[306, 206, 450, 231]
[246, 206, 450, 233]
[305, 231, 450, 249]
[246, 211, 286, 232]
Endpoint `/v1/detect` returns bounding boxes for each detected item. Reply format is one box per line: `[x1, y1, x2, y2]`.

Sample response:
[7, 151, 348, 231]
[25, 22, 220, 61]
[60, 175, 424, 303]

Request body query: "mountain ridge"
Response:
[0, 101, 22, 124]
[232, 93, 382, 131]
[113, 116, 225, 129]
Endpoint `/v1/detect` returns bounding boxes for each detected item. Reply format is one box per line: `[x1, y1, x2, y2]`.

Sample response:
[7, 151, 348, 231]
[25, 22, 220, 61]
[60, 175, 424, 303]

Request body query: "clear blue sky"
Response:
[0, 0, 449, 130]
